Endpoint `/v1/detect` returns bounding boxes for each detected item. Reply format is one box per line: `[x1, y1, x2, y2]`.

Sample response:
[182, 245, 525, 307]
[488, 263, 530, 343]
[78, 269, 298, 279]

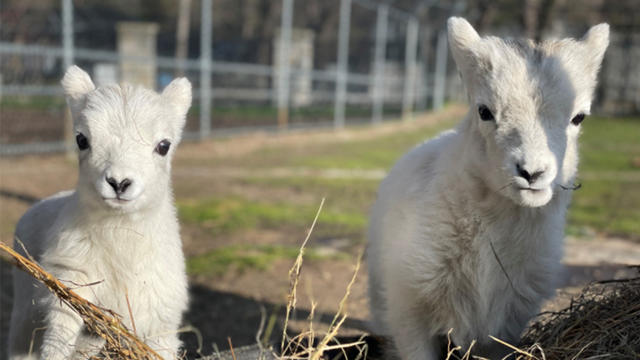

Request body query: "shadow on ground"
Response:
[0, 189, 40, 206]
[182, 283, 369, 359]
[563, 264, 639, 286]
[1, 258, 638, 360]
[0, 258, 369, 360]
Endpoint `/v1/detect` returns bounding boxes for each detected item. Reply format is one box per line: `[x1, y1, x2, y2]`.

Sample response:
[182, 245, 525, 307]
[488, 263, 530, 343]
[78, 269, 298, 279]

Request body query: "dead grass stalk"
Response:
[0, 241, 163, 360]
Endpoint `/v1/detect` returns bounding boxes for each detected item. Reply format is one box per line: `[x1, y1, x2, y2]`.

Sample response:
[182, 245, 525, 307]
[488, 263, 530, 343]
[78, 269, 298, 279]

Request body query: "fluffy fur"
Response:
[367, 18, 609, 359]
[9, 66, 191, 360]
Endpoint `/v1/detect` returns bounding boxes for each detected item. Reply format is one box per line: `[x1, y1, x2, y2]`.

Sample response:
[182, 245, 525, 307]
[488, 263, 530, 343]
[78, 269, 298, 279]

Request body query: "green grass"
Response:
[579, 116, 640, 172]
[178, 196, 367, 236]
[243, 176, 380, 212]
[568, 116, 640, 238]
[291, 120, 456, 170]
[187, 244, 343, 275]
[233, 115, 640, 240]
[180, 112, 639, 273]
[212, 116, 458, 171]
[180, 195, 366, 276]
[567, 180, 640, 237]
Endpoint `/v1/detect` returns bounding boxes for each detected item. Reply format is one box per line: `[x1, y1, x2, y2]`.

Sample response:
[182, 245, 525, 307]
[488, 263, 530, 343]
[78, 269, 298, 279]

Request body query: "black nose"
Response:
[516, 163, 544, 184]
[106, 177, 132, 195]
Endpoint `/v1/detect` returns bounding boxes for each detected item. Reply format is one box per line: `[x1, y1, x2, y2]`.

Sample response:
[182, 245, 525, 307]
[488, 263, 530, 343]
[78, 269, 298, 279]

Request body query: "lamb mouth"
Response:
[518, 187, 546, 193]
[515, 185, 553, 207]
[102, 197, 131, 204]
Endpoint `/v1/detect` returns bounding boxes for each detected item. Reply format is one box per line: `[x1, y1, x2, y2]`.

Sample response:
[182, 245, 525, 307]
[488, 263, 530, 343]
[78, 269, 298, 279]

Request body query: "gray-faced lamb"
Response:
[367, 17, 609, 359]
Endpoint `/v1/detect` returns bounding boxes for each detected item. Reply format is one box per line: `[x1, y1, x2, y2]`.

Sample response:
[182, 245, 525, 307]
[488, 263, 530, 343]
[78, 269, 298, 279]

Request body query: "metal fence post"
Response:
[417, 59, 429, 111]
[62, 0, 74, 70]
[277, 0, 293, 130]
[402, 17, 419, 121]
[372, 4, 388, 124]
[62, 0, 74, 156]
[334, 0, 351, 129]
[175, 0, 192, 77]
[433, 30, 447, 111]
[416, 26, 430, 111]
[199, 0, 212, 139]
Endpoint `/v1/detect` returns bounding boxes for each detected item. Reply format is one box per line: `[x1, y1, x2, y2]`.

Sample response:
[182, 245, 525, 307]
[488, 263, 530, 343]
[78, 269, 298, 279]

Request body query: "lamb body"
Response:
[9, 66, 191, 360]
[367, 18, 609, 359]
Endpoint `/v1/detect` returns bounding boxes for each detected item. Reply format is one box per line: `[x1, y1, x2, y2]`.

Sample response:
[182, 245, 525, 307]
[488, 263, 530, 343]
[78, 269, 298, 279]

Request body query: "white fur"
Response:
[367, 18, 609, 359]
[9, 66, 191, 360]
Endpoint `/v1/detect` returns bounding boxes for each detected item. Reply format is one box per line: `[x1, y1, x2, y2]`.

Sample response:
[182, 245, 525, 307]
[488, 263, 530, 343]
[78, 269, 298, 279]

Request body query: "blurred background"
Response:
[1, 0, 639, 153]
[1, 0, 639, 359]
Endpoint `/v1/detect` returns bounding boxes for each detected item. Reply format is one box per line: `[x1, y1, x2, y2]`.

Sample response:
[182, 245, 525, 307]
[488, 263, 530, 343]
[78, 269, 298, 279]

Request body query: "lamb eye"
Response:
[478, 105, 495, 121]
[571, 113, 585, 126]
[76, 133, 90, 150]
[155, 139, 171, 156]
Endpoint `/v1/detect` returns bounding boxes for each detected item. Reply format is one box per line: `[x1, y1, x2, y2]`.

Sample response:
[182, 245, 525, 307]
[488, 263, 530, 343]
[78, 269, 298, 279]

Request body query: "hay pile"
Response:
[519, 274, 640, 360]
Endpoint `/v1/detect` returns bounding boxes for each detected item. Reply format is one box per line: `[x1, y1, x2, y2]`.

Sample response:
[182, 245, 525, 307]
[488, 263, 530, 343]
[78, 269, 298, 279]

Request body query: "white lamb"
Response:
[8, 66, 191, 360]
[368, 18, 609, 359]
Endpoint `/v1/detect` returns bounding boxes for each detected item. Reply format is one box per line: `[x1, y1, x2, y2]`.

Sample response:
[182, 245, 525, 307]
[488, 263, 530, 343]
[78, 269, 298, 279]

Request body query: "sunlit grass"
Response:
[242, 176, 380, 213]
[569, 116, 640, 238]
[207, 116, 458, 171]
[289, 120, 457, 170]
[579, 116, 640, 172]
[178, 196, 367, 236]
[186, 244, 346, 275]
[180, 113, 640, 254]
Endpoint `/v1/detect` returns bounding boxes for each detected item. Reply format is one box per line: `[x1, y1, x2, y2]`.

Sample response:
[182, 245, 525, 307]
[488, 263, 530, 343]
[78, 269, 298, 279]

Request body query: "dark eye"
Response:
[478, 105, 495, 121]
[76, 133, 90, 150]
[155, 139, 171, 156]
[571, 113, 585, 126]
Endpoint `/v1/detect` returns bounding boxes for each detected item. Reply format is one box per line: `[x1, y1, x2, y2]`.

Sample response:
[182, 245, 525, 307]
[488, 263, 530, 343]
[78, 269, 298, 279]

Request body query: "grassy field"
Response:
[1, 107, 638, 351]
[568, 116, 640, 237]
[174, 111, 640, 276]
[1, 108, 638, 277]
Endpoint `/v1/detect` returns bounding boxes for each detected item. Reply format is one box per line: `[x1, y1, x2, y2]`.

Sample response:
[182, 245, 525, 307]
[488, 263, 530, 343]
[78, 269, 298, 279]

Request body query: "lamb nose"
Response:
[516, 163, 544, 184]
[106, 177, 132, 195]
[119, 178, 132, 194]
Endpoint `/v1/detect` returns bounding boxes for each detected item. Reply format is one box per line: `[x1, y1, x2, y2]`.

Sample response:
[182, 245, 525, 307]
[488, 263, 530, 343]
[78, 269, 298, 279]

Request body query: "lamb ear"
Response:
[162, 77, 192, 123]
[61, 66, 95, 113]
[580, 23, 610, 71]
[447, 17, 486, 79]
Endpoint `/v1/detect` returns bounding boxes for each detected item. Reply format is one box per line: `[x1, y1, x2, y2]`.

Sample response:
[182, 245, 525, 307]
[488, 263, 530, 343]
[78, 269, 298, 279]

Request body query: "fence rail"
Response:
[0, 0, 457, 155]
[0, 41, 416, 103]
[3, 0, 636, 155]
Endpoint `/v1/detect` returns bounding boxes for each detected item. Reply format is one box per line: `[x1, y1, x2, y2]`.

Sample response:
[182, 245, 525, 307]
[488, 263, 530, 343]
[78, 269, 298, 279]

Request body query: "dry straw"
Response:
[0, 241, 164, 360]
[442, 273, 640, 360]
[4, 218, 637, 359]
[519, 274, 640, 360]
[278, 198, 368, 360]
[1, 198, 367, 360]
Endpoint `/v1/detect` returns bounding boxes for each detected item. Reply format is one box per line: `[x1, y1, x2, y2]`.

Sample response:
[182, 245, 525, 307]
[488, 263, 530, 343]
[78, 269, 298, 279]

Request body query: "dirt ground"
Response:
[0, 109, 638, 359]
